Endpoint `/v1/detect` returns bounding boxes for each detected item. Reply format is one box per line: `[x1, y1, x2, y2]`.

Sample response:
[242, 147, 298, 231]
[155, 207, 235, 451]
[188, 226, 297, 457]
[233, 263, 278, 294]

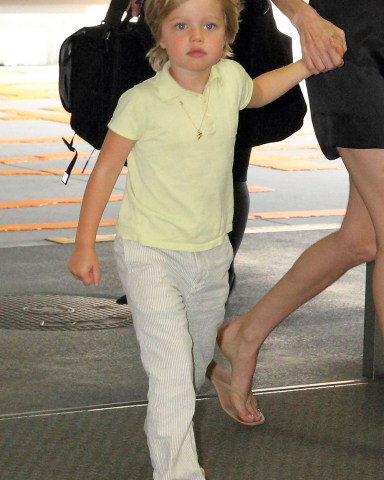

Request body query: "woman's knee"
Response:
[336, 229, 376, 264]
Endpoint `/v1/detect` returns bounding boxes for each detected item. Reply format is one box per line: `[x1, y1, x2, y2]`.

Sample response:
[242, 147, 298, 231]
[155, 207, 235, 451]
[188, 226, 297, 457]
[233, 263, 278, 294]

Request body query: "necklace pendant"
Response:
[197, 131, 203, 140]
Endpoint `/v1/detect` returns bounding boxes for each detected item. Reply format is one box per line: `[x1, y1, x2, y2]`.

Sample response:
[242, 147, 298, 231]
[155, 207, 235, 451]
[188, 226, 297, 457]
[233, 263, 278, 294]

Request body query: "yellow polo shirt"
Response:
[108, 59, 253, 252]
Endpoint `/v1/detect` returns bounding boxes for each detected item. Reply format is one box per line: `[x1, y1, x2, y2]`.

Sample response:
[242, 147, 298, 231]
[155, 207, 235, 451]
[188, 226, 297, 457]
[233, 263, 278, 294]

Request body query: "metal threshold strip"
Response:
[0, 378, 370, 422]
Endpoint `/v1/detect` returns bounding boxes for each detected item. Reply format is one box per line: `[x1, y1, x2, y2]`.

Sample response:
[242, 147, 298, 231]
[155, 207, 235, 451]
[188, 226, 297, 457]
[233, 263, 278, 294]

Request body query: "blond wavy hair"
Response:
[144, 0, 243, 72]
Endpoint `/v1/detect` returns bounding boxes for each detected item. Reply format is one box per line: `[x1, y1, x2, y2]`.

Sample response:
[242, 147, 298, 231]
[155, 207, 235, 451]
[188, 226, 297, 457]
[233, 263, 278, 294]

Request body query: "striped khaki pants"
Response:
[114, 236, 232, 480]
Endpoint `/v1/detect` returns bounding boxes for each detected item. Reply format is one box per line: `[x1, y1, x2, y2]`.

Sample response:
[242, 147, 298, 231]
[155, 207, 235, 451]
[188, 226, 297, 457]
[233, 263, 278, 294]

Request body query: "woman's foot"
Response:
[216, 316, 261, 423]
[207, 362, 264, 425]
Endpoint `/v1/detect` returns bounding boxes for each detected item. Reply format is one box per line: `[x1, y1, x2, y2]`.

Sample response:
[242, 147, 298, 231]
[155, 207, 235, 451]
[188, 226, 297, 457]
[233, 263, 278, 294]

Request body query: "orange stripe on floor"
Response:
[0, 84, 59, 100]
[0, 219, 116, 232]
[248, 186, 274, 193]
[0, 211, 346, 232]
[1, 187, 263, 209]
[47, 234, 116, 244]
[0, 152, 92, 164]
[0, 169, 93, 176]
[0, 169, 127, 176]
[0, 108, 70, 123]
[248, 209, 346, 220]
[249, 153, 344, 171]
[0, 138, 85, 144]
[0, 195, 123, 209]
[43, 107, 70, 113]
[254, 144, 323, 151]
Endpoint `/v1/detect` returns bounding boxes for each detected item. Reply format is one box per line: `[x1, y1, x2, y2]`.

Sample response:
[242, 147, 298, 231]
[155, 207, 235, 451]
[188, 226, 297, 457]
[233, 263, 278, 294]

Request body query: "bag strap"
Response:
[104, 0, 129, 26]
[104, 0, 144, 26]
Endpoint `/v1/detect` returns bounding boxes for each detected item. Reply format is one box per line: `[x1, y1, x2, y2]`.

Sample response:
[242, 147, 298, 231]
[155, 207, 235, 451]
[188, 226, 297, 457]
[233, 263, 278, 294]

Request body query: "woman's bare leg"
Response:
[340, 148, 384, 333]
[218, 175, 376, 422]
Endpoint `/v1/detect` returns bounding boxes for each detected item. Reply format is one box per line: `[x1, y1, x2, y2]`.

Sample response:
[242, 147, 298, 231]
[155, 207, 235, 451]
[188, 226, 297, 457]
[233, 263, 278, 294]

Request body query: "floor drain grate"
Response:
[0, 295, 132, 331]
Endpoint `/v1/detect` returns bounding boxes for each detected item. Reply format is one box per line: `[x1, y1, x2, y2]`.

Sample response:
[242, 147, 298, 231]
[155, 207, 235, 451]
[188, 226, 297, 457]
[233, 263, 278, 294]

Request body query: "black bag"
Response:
[234, 0, 307, 147]
[58, 0, 154, 182]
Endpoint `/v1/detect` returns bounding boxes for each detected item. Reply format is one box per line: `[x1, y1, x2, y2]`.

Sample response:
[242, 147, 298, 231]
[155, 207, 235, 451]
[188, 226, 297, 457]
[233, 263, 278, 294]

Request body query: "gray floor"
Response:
[2, 230, 382, 480]
[1, 382, 383, 480]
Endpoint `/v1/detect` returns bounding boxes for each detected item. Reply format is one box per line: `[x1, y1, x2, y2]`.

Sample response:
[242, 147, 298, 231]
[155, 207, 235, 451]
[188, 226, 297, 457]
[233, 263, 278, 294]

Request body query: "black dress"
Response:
[307, 0, 384, 159]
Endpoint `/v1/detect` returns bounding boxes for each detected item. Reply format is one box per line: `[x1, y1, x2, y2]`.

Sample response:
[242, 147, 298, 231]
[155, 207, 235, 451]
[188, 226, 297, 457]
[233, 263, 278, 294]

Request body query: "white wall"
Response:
[0, 1, 110, 65]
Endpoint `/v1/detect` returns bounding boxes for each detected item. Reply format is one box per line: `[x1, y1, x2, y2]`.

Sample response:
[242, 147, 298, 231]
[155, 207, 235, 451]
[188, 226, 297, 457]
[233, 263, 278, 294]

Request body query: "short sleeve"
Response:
[217, 59, 253, 111]
[108, 86, 146, 140]
[237, 64, 254, 110]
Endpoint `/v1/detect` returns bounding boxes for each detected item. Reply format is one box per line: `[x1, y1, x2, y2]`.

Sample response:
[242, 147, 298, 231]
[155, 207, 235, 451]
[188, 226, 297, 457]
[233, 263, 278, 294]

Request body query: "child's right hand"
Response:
[68, 245, 100, 287]
[330, 35, 345, 58]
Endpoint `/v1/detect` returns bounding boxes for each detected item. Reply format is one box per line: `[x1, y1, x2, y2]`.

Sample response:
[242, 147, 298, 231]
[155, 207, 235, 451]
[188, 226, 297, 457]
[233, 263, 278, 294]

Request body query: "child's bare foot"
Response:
[216, 315, 262, 423]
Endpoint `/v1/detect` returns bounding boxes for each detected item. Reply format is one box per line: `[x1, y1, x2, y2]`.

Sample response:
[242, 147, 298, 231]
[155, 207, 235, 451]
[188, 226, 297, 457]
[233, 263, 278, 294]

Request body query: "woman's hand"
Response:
[292, 6, 346, 74]
[272, 0, 346, 74]
[127, 0, 142, 17]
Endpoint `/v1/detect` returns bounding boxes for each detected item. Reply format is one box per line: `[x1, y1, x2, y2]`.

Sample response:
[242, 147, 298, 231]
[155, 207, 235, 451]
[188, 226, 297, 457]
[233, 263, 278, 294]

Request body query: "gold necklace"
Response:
[178, 88, 211, 140]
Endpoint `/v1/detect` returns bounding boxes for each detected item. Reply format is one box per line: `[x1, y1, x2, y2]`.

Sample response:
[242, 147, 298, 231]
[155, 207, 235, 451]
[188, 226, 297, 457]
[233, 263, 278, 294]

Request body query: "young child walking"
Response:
[68, 0, 317, 478]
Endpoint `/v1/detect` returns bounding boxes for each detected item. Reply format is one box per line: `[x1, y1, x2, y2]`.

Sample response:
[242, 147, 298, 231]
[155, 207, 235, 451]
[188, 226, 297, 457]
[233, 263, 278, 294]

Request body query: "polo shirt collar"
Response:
[156, 60, 222, 99]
